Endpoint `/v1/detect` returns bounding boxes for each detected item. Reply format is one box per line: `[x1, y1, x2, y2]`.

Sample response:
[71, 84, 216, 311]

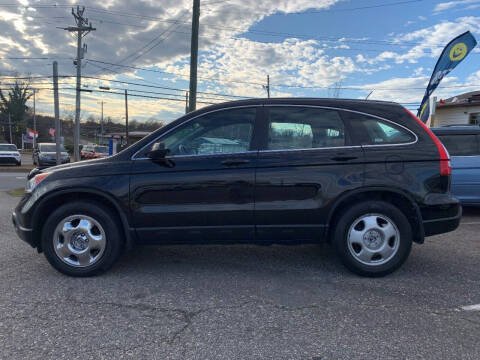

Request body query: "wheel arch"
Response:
[327, 187, 425, 244]
[31, 187, 134, 252]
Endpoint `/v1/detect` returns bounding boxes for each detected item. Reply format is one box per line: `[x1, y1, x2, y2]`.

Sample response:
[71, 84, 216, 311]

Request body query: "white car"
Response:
[0, 143, 21, 166]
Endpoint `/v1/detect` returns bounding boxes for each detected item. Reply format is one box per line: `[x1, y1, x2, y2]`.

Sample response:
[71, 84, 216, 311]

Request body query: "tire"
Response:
[41, 201, 123, 277]
[16, 161, 21, 166]
[332, 200, 412, 277]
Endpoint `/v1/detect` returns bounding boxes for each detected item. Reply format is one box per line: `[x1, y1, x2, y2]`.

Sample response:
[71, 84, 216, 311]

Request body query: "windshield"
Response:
[40, 144, 65, 152]
[0, 144, 17, 151]
[94, 146, 109, 153]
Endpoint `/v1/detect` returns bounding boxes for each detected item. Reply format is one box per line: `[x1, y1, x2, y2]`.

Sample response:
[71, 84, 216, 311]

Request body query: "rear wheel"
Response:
[333, 201, 412, 277]
[42, 201, 123, 277]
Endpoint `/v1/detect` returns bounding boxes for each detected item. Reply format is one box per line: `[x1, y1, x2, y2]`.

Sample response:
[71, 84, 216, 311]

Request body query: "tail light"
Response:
[404, 108, 451, 176]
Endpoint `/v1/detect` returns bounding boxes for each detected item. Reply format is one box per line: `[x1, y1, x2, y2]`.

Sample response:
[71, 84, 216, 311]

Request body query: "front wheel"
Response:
[41, 201, 123, 276]
[333, 201, 412, 277]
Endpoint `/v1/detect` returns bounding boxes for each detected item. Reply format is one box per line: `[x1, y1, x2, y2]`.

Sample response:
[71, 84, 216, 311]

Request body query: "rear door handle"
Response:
[221, 159, 250, 166]
[331, 156, 358, 162]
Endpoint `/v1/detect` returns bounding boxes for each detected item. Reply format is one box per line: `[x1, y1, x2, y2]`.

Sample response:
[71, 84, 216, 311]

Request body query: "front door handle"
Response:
[221, 159, 250, 166]
[331, 156, 358, 162]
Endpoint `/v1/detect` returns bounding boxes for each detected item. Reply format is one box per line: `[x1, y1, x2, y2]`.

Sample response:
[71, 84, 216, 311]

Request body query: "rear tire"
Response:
[333, 200, 412, 277]
[41, 201, 123, 277]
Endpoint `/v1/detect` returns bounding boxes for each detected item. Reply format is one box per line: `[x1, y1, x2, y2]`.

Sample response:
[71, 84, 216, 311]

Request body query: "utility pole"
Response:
[188, 0, 200, 113]
[124, 89, 129, 146]
[185, 91, 189, 114]
[62, 6, 95, 161]
[266, 75, 270, 98]
[32, 89, 37, 149]
[8, 113, 12, 144]
[53, 61, 61, 165]
[99, 100, 104, 145]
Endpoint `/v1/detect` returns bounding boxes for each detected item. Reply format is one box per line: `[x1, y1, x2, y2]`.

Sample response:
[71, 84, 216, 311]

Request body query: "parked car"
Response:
[33, 143, 70, 167]
[432, 126, 480, 206]
[81, 145, 109, 160]
[12, 99, 461, 277]
[80, 144, 95, 160]
[0, 143, 21, 165]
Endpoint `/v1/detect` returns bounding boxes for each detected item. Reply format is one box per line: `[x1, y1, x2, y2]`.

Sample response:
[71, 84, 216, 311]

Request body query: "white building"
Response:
[432, 91, 480, 127]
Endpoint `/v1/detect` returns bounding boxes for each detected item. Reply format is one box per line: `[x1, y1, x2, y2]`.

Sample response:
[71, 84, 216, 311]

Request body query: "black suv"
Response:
[12, 99, 461, 277]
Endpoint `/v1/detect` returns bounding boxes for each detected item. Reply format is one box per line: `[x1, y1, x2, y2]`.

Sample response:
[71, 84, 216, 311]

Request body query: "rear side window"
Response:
[436, 134, 479, 156]
[267, 107, 345, 150]
[346, 113, 415, 145]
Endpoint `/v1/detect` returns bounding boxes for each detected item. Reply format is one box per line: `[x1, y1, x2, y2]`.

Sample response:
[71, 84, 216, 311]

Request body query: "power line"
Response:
[85, 58, 265, 85]
[270, 0, 425, 15]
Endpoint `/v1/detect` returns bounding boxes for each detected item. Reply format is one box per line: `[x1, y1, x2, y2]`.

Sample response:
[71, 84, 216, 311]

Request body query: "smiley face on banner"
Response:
[449, 43, 468, 61]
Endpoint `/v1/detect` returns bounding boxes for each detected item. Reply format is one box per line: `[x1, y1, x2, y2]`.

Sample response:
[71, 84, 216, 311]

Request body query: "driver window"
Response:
[148, 107, 256, 156]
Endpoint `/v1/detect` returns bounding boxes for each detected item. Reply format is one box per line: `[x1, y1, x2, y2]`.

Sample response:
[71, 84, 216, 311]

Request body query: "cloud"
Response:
[434, 0, 480, 12]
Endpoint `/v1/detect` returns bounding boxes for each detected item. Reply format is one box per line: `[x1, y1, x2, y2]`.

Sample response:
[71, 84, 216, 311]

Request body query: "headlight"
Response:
[25, 173, 50, 193]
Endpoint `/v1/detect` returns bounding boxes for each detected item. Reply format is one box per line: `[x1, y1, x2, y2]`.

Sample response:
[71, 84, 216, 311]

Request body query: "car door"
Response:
[254, 105, 365, 242]
[130, 106, 260, 243]
[435, 132, 480, 205]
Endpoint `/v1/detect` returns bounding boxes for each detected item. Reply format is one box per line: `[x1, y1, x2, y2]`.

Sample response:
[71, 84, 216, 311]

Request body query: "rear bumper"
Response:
[11, 211, 35, 248]
[422, 193, 462, 237]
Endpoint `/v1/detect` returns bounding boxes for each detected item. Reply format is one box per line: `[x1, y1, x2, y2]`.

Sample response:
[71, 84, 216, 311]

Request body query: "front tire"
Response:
[333, 201, 412, 277]
[41, 201, 123, 277]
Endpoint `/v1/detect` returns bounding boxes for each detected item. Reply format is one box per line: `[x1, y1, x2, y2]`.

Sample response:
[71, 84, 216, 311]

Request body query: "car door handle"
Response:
[331, 156, 358, 162]
[221, 159, 250, 166]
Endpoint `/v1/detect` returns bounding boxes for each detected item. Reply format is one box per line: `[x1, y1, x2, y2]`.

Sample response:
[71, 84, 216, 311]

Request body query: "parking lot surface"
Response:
[0, 190, 479, 359]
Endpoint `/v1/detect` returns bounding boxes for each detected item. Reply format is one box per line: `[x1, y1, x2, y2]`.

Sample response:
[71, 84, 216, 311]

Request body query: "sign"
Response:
[418, 31, 477, 123]
[22, 133, 34, 144]
[109, 139, 117, 155]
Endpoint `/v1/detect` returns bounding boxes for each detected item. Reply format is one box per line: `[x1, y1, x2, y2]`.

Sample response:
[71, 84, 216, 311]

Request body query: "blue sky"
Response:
[0, 0, 479, 124]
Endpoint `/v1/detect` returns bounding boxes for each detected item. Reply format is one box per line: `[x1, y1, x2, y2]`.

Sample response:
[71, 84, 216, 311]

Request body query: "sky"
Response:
[0, 0, 479, 125]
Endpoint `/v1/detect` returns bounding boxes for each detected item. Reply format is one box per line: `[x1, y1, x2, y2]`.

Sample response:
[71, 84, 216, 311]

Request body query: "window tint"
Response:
[437, 134, 479, 156]
[267, 107, 345, 150]
[147, 108, 256, 156]
[347, 114, 415, 145]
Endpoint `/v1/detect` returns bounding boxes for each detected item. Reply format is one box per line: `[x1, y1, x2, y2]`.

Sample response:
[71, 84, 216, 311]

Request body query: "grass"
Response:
[7, 188, 24, 197]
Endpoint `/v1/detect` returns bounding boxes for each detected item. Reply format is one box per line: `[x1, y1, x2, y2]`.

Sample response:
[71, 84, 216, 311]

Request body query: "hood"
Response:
[0, 150, 19, 155]
[40, 152, 69, 156]
[28, 155, 123, 180]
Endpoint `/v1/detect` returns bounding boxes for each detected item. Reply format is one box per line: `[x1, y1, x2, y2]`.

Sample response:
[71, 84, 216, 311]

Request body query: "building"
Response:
[432, 91, 480, 127]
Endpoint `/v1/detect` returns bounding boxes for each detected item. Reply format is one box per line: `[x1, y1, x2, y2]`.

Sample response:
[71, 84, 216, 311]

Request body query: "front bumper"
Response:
[422, 193, 462, 237]
[38, 158, 70, 167]
[12, 211, 35, 248]
[0, 156, 21, 164]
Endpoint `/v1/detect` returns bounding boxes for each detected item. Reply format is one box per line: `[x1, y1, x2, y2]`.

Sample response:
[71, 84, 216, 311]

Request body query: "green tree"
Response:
[0, 80, 33, 144]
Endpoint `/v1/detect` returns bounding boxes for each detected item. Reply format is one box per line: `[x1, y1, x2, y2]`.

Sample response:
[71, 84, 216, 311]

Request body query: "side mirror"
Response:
[146, 148, 175, 167]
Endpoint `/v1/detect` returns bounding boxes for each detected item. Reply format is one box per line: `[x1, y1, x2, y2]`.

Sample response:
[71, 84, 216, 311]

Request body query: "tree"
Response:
[0, 79, 33, 144]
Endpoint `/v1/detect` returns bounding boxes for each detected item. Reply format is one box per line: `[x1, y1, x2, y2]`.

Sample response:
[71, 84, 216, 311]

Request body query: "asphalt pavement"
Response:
[0, 190, 479, 359]
[0, 172, 27, 191]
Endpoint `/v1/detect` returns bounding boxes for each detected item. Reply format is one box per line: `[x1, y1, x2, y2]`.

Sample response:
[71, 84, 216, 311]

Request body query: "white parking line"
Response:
[461, 222, 480, 225]
[461, 304, 480, 311]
